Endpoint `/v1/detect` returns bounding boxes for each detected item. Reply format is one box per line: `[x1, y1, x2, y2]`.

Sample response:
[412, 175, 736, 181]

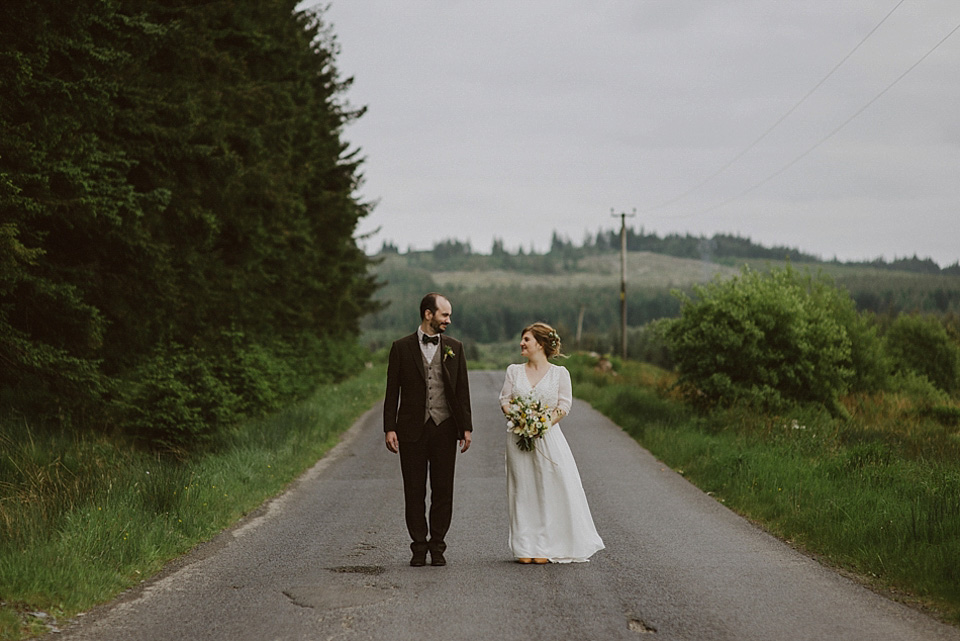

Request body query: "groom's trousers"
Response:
[398, 417, 458, 554]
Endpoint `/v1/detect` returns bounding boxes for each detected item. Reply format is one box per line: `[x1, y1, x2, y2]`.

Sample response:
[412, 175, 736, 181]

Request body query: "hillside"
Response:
[364, 246, 960, 350]
[430, 251, 739, 291]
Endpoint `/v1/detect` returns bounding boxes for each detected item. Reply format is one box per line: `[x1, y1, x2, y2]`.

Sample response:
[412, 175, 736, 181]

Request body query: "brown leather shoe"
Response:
[516, 557, 533, 564]
[533, 558, 549, 564]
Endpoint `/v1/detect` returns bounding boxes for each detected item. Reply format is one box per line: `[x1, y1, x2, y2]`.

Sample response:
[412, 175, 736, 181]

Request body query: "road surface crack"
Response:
[628, 618, 657, 634]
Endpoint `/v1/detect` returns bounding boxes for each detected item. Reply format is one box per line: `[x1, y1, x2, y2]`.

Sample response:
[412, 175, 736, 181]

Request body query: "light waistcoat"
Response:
[423, 347, 452, 424]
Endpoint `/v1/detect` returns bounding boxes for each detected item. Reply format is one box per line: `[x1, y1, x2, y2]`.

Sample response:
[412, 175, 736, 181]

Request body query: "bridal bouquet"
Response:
[504, 393, 552, 452]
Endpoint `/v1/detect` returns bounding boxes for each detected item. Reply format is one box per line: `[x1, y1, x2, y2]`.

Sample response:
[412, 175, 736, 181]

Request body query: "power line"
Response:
[682, 18, 960, 219]
[642, 0, 906, 215]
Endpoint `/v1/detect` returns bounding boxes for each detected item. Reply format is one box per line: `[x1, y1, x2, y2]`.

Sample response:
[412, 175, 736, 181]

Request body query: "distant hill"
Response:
[364, 232, 960, 348]
[430, 252, 738, 291]
[377, 229, 960, 276]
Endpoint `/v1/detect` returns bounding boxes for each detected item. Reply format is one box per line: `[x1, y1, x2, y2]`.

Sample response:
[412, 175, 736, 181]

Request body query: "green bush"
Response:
[215, 338, 287, 416]
[116, 346, 241, 454]
[627, 319, 674, 369]
[111, 333, 367, 454]
[884, 315, 960, 394]
[890, 370, 951, 406]
[0, 322, 110, 424]
[666, 266, 869, 413]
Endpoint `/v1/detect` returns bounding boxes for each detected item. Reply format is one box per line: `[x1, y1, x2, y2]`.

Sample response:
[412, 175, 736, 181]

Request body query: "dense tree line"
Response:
[362, 257, 681, 350]
[572, 229, 823, 264]
[384, 231, 958, 276]
[365, 237, 960, 356]
[838, 255, 959, 275]
[1, 0, 375, 450]
[842, 275, 960, 315]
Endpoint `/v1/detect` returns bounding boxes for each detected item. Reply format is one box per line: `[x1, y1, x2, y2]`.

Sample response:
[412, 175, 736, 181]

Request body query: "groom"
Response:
[384, 293, 473, 567]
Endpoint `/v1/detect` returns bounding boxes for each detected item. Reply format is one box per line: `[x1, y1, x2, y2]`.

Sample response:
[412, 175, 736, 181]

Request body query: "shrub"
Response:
[627, 319, 674, 369]
[842, 311, 890, 393]
[111, 332, 368, 455]
[0, 319, 110, 425]
[890, 370, 951, 406]
[115, 346, 241, 455]
[212, 330, 292, 416]
[666, 266, 863, 413]
[884, 315, 960, 394]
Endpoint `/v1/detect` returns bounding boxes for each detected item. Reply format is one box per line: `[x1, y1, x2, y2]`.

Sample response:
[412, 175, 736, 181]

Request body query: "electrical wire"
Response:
[642, 0, 905, 215]
[682, 18, 960, 219]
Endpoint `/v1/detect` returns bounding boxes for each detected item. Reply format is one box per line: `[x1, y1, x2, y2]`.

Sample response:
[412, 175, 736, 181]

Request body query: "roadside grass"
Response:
[566, 354, 960, 625]
[0, 365, 385, 641]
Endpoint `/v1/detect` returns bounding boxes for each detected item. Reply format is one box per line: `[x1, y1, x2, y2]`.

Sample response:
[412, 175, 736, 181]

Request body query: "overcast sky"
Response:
[318, 1, 959, 266]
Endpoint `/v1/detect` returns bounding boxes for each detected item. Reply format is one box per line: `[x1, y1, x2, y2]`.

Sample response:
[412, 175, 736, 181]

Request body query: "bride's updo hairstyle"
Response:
[522, 322, 565, 359]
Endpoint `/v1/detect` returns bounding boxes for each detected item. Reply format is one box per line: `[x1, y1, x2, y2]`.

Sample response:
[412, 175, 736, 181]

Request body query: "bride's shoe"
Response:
[533, 558, 549, 564]
[516, 557, 533, 564]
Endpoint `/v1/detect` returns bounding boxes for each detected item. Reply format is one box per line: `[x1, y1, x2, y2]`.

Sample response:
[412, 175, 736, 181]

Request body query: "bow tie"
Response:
[421, 334, 439, 345]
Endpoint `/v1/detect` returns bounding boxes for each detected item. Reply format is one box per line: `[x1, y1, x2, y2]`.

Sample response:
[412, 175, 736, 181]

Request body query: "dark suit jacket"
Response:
[383, 332, 473, 442]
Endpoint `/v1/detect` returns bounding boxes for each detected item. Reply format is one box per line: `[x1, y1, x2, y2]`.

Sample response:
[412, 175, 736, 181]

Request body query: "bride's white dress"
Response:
[499, 363, 604, 562]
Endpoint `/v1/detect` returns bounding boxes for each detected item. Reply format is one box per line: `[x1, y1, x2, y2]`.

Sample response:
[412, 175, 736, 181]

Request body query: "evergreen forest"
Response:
[1, 0, 376, 452]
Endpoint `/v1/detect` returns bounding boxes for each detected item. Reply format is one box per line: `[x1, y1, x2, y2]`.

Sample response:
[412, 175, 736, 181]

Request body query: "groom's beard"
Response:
[429, 320, 447, 335]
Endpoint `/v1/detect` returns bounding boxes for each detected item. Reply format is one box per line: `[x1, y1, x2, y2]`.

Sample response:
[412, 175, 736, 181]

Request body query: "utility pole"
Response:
[576, 304, 586, 347]
[611, 208, 635, 360]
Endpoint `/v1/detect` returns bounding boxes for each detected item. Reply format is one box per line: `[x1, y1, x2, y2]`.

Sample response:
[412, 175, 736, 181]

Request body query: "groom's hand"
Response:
[459, 430, 472, 453]
[385, 431, 399, 454]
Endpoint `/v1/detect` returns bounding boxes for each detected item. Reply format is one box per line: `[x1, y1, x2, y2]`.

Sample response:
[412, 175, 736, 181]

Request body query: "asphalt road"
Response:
[63, 371, 960, 641]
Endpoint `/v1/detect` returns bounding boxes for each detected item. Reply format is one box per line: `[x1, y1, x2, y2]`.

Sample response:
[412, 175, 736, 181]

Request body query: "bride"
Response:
[498, 322, 604, 564]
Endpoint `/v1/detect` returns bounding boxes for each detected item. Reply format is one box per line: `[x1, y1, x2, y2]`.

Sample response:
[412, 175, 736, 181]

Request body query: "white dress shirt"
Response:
[417, 327, 440, 363]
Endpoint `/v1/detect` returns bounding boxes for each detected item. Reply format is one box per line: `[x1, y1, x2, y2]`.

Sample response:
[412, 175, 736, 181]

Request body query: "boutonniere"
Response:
[443, 345, 455, 361]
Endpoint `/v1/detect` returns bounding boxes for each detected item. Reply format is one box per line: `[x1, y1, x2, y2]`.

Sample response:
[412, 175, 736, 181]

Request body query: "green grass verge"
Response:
[566, 354, 960, 625]
[0, 365, 385, 640]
